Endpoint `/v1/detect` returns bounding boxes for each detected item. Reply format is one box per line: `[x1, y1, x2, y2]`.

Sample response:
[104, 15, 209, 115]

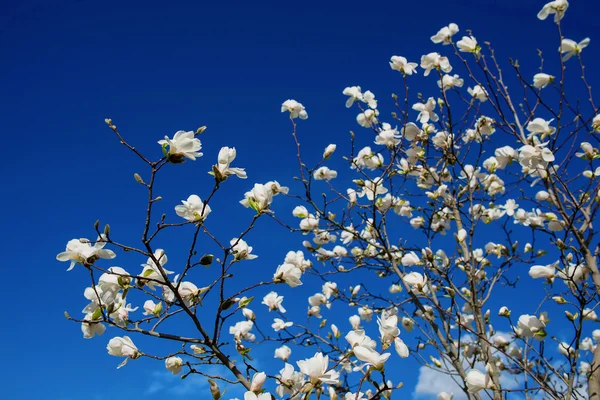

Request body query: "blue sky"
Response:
[2, 0, 600, 399]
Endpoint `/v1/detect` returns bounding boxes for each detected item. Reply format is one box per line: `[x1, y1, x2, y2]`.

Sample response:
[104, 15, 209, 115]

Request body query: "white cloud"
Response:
[413, 366, 467, 400]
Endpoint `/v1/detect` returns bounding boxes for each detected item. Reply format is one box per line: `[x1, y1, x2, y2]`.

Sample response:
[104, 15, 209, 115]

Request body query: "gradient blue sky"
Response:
[2, 0, 600, 399]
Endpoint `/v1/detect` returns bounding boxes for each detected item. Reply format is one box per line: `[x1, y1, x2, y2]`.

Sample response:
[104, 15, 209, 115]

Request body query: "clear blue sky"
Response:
[1, 0, 600, 399]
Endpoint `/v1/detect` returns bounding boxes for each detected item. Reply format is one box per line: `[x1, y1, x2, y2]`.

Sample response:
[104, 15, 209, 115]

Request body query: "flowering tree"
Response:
[57, 1, 600, 399]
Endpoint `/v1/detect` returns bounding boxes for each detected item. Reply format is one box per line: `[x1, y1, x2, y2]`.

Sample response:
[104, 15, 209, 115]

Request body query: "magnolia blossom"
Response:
[140, 249, 173, 289]
[343, 86, 363, 108]
[516, 314, 546, 339]
[529, 263, 556, 281]
[526, 118, 555, 139]
[107, 336, 139, 368]
[230, 238, 258, 261]
[533, 73, 554, 89]
[468, 85, 488, 102]
[537, 0, 569, 22]
[229, 320, 255, 342]
[262, 291, 286, 313]
[560, 38, 590, 61]
[420, 53, 452, 76]
[81, 315, 106, 339]
[56, 235, 115, 271]
[457, 36, 480, 55]
[374, 126, 401, 148]
[272, 318, 293, 331]
[314, 166, 338, 181]
[274, 263, 303, 287]
[250, 372, 266, 392]
[394, 337, 409, 358]
[158, 130, 203, 162]
[276, 363, 305, 397]
[437, 393, 454, 400]
[281, 99, 308, 119]
[359, 177, 388, 200]
[353, 345, 391, 370]
[292, 205, 309, 218]
[357, 109, 378, 128]
[240, 183, 274, 212]
[214, 147, 247, 180]
[465, 369, 492, 393]
[345, 393, 365, 400]
[402, 272, 428, 293]
[438, 74, 464, 90]
[430, 23, 459, 44]
[244, 392, 271, 400]
[412, 97, 439, 123]
[165, 356, 183, 374]
[323, 144, 336, 158]
[274, 345, 292, 361]
[175, 195, 212, 222]
[143, 300, 162, 316]
[389, 56, 418, 75]
[297, 352, 339, 385]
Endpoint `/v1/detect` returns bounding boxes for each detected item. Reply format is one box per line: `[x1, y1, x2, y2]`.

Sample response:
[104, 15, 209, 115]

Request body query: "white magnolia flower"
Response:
[457, 36, 480, 55]
[214, 147, 247, 179]
[140, 249, 173, 290]
[272, 318, 293, 331]
[420, 53, 452, 76]
[537, 0, 569, 22]
[229, 320, 255, 342]
[529, 262, 556, 281]
[143, 300, 162, 316]
[314, 166, 338, 181]
[281, 99, 308, 119]
[533, 73, 554, 89]
[158, 130, 203, 162]
[274, 263, 303, 287]
[242, 308, 255, 321]
[165, 356, 183, 374]
[413, 97, 439, 123]
[375, 126, 401, 148]
[230, 238, 258, 261]
[516, 314, 546, 339]
[56, 235, 115, 271]
[343, 86, 363, 108]
[526, 118, 555, 139]
[468, 85, 488, 102]
[274, 345, 292, 361]
[175, 195, 212, 222]
[394, 337, 409, 358]
[262, 291, 286, 313]
[359, 177, 388, 200]
[250, 372, 266, 392]
[297, 352, 340, 385]
[357, 109, 379, 128]
[107, 336, 139, 368]
[353, 345, 391, 370]
[558, 342, 576, 358]
[402, 272, 428, 293]
[244, 392, 271, 400]
[240, 183, 274, 212]
[430, 23, 459, 44]
[437, 393, 454, 400]
[345, 393, 365, 400]
[560, 38, 590, 62]
[438, 74, 464, 90]
[465, 369, 492, 393]
[323, 144, 337, 158]
[389, 56, 418, 75]
[81, 314, 106, 339]
[276, 363, 305, 397]
[292, 205, 309, 218]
